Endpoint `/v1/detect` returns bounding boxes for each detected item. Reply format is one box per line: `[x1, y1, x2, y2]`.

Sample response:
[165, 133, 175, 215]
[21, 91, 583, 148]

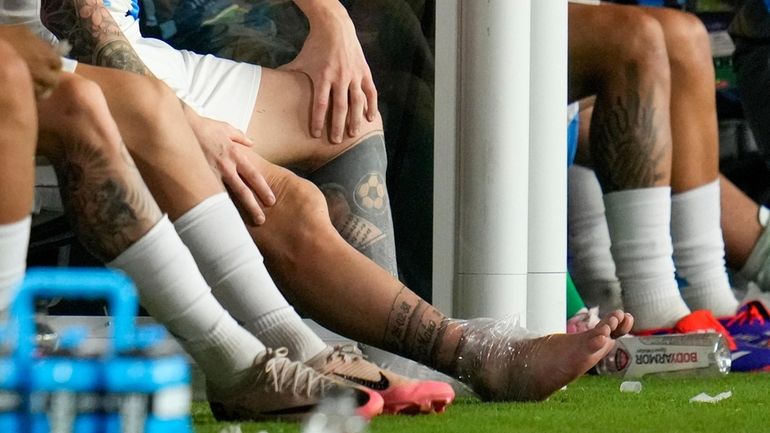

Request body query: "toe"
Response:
[611, 313, 634, 338]
[599, 310, 623, 332]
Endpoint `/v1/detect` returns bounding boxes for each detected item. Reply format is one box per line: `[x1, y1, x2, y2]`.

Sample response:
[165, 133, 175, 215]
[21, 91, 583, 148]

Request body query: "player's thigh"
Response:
[246, 68, 383, 173]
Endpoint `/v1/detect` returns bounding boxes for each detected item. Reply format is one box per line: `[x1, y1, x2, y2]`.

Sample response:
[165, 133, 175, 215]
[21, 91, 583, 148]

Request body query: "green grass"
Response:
[193, 373, 770, 433]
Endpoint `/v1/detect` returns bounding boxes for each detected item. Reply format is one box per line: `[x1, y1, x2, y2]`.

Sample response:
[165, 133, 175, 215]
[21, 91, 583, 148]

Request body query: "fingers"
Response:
[329, 82, 348, 144]
[311, 80, 332, 139]
[309, 73, 377, 143]
[228, 127, 254, 147]
[34, 67, 62, 100]
[30, 45, 62, 100]
[361, 74, 378, 123]
[48, 53, 63, 71]
[221, 164, 265, 226]
[347, 82, 365, 137]
[236, 151, 275, 208]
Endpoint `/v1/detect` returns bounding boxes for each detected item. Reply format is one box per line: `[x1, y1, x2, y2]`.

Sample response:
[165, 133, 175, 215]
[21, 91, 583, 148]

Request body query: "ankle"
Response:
[430, 319, 465, 375]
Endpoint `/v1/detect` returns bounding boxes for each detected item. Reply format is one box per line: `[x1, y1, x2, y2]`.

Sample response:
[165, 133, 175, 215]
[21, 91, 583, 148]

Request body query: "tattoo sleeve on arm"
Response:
[41, 0, 153, 76]
[589, 64, 667, 193]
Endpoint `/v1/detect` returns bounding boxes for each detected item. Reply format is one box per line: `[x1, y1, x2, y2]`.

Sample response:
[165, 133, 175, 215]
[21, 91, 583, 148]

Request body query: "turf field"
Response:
[192, 373, 770, 433]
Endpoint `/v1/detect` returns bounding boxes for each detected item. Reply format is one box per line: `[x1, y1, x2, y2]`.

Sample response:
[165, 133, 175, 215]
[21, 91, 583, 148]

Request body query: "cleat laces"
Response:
[727, 303, 767, 328]
[260, 348, 333, 397]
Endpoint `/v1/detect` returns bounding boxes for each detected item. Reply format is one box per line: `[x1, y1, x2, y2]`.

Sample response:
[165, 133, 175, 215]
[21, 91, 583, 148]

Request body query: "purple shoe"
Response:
[730, 341, 770, 372]
[719, 301, 770, 347]
[718, 302, 770, 372]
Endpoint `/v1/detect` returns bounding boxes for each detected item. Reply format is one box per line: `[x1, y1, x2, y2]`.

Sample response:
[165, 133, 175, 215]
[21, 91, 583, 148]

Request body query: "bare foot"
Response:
[442, 311, 633, 401]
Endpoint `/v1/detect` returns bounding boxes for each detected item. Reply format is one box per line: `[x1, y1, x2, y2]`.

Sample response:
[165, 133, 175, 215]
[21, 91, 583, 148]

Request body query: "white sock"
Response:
[567, 166, 623, 313]
[108, 216, 264, 389]
[739, 210, 770, 291]
[671, 180, 737, 316]
[173, 193, 326, 362]
[604, 187, 690, 330]
[0, 216, 30, 317]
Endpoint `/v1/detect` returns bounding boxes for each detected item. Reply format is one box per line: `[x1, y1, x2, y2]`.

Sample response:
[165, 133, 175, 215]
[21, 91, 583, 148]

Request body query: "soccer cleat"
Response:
[305, 344, 455, 414]
[719, 301, 770, 347]
[632, 309, 770, 372]
[729, 341, 770, 372]
[207, 347, 383, 422]
[634, 310, 737, 350]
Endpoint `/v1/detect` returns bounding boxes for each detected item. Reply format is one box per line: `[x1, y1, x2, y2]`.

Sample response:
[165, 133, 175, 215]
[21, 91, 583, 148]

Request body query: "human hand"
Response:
[186, 111, 275, 225]
[0, 25, 62, 99]
[280, 2, 377, 143]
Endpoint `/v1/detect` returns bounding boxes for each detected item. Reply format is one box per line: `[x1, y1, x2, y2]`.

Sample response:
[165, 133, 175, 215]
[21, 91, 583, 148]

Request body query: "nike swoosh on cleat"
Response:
[333, 372, 390, 391]
[732, 351, 751, 361]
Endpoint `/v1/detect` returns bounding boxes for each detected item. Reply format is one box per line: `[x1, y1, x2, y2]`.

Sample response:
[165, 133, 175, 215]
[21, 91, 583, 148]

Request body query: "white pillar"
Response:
[526, 0, 568, 334]
[454, 0, 532, 321]
[432, 0, 460, 315]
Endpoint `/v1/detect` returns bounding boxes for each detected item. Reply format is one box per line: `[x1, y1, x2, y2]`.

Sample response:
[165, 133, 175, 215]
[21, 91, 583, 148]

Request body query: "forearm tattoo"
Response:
[383, 286, 446, 364]
[41, 0, 153, 75]
[590, 64, 667, 192]
[56, 141, 160, 262]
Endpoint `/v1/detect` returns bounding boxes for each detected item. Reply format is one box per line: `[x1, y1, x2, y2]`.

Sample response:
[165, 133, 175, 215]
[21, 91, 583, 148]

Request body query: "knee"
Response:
[605, 11, 669, 78]
[660, 12, 712, 73]
[45, 76, 125, 158]
[0, 42, 34, 115]
[54, 75, 108, 119]
[268, 172, 336, 258]
[120, 76, 181, 133]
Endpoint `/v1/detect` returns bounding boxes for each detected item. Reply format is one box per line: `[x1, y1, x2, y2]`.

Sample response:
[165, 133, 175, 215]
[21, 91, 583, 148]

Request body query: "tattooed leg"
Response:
[590, 62, 671, 192]
[74, 64, 223, 218]
[240, 151, 632, 401]
[639, 7, 719, 192]
[569, 3, 673, 187]
[569, 3, 695, 330]
[308, 134, 398, 276]
[36, 73, 161, 261]
[242, 69, 400, 272]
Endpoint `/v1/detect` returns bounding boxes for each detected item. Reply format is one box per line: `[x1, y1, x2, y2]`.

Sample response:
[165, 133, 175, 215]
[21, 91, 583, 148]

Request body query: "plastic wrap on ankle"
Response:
[448, 317, 540, 401]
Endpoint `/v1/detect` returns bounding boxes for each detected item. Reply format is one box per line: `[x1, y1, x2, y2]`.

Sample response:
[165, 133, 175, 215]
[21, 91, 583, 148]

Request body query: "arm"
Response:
[282, 0, 378, 144]
[41, 0, 152, 75]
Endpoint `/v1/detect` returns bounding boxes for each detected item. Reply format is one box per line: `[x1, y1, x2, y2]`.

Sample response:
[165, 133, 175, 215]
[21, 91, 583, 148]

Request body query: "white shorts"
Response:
[125, 22, 261, 132]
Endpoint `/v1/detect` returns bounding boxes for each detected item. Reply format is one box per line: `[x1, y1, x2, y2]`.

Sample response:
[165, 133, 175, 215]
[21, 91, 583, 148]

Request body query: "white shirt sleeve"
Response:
[0, 0, 59, 44]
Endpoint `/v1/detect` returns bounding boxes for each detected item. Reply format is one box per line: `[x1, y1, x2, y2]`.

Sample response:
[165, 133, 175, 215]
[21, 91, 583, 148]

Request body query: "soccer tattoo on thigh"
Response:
[41, 0, 153, 76]
[56, 141, 160, 261]
[383, 286, 446, 364]
[590, 64, 667, 192]
[308, 134, 399, 276]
